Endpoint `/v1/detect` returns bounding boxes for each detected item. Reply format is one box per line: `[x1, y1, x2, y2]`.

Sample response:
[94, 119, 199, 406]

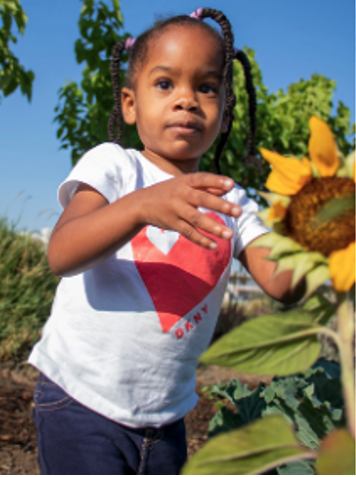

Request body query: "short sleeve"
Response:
[58, 143, 127, 209]
[228, 186, 269, 258]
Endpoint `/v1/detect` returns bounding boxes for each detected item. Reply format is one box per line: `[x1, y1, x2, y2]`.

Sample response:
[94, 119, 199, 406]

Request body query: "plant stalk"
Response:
[336, 292, 355, 439]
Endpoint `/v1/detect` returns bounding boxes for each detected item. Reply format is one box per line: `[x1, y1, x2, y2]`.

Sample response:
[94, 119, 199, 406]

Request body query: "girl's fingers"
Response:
[187, 172, 234, 192]
[203, 187, 231, 196]
[177, 220, 221, 250]
[181, 206, 234, 241]
[187, 188, 241, 219]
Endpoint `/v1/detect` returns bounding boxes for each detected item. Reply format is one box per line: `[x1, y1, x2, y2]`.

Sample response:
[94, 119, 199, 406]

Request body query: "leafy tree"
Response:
[55, 4, 354, 205]
[54, 0, 139, 163]
[0, 0, 34, 101]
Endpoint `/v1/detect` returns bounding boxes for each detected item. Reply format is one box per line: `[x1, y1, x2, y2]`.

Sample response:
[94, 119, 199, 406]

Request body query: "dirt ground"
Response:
[0, 361, 270, 475]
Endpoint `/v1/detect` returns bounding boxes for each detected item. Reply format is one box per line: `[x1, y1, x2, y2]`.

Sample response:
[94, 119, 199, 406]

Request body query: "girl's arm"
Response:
[47, 172, 242, 277]
[238, 240, 306, 304]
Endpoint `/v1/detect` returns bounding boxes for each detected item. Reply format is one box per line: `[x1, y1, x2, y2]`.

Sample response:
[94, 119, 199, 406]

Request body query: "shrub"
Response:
[0, 218, 58, 361]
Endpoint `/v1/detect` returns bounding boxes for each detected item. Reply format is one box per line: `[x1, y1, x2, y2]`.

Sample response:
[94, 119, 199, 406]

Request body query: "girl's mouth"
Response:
[167, 121, 202, 135]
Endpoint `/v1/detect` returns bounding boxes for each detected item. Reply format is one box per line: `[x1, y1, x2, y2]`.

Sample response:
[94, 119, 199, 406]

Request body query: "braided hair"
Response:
[108, 8, 257, 173]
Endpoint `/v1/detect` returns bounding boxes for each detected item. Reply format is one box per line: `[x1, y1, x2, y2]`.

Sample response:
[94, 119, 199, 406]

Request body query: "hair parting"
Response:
[108, 8, 260, 173]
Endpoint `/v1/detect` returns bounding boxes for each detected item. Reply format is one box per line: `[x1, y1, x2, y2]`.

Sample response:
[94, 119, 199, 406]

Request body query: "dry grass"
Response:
[0, 219, 59, 361]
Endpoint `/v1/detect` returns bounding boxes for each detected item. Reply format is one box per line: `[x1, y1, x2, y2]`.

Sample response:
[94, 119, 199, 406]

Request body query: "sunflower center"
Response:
[284, 177, 355, 256]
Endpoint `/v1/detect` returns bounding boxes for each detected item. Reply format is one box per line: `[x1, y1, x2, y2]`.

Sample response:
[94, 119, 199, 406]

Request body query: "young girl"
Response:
[29, 8, 302, 475]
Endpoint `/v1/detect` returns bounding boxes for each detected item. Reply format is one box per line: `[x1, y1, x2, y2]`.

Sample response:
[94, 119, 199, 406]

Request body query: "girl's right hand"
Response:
[47, 172, 241, 277]
[138, 172, 241, 250]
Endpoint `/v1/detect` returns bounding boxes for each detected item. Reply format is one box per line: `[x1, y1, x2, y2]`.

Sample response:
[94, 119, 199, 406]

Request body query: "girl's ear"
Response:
[121, 87, 137, 124]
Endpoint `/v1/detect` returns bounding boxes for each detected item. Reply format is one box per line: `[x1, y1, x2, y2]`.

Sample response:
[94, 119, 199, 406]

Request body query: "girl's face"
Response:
[122, 25, 227, 175]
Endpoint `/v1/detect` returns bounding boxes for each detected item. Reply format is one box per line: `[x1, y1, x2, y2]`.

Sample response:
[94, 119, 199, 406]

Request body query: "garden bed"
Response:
[0, 361, 270, 475]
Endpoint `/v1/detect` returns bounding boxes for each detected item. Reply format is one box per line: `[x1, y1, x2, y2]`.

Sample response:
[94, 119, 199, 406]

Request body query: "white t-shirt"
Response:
[29, 143, 267, 428]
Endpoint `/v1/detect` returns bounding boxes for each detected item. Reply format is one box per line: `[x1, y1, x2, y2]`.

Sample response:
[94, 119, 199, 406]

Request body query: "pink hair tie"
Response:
[125, 37, 136, 50]
[190, 8, 203, 19]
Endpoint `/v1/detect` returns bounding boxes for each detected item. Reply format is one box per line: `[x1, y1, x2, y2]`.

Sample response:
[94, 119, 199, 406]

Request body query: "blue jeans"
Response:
[33, 373, 187, 475]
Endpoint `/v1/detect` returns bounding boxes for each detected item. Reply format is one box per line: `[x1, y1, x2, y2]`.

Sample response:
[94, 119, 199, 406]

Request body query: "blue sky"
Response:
[1, 0, 355, 233]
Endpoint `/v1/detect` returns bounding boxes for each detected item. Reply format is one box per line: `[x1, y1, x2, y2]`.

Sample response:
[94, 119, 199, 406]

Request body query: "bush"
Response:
[203, 359, 344, 475]
[0, 219, 58, 361]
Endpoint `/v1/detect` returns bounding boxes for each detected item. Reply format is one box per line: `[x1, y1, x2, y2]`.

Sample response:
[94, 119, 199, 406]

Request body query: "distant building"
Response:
[223, 272, 264, 304]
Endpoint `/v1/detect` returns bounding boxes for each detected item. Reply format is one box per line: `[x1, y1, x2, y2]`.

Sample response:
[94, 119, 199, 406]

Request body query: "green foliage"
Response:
[202, 359, 344, 475]
[0, 219, 58, 360]
[54, 0, 140, 164]
[0, 0, 34, 101]
[181, 414, 315, 475]
[200, 48, 354, 203]
[187, 289, 356, 474]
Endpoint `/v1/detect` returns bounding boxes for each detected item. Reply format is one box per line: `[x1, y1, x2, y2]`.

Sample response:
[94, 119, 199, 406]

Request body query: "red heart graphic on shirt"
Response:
[131, 212, 231, 332]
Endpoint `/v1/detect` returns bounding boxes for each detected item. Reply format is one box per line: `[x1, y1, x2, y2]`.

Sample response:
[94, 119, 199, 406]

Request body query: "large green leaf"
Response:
[181, 414, 315, 475]
[200, 310, 322, 376]
[315, 429, 355, 475]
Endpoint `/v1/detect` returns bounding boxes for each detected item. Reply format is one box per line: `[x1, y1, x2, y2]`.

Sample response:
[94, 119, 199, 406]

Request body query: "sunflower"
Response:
[254, 116, 355, 294]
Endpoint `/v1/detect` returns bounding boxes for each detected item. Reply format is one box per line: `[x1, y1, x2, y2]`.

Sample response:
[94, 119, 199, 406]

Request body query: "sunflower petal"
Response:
[329, 242, 355, 292]
[309, 116, 339, 177]
[267, 201, 288, 221]
[261, 148, 312, 195]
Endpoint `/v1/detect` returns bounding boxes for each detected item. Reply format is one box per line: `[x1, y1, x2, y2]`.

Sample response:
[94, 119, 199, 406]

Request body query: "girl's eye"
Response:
[199, 84, 216, 94]
[156, 80, 172, 90]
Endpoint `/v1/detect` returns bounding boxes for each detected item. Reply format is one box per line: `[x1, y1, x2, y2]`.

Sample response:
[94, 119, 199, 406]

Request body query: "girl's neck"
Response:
[141, 148, 200, 176]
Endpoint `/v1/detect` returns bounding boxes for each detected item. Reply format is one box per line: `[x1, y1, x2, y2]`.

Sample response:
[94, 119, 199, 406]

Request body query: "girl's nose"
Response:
[173, 89, 199, 111]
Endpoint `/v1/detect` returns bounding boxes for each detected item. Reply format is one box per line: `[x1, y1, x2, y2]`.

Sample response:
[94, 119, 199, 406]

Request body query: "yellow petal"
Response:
[329, 242, 355, 292]
[267, 201, 287, 221]
[309, 116, 339, 177]
[261, 148, 312, 195]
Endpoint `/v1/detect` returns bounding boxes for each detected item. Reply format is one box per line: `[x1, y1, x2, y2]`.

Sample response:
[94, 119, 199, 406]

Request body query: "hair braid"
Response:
[235, 50, 255, 156]
[199, 9, 236, 173]
[108, 39, 126, 143]
[234, 49, 261, 171]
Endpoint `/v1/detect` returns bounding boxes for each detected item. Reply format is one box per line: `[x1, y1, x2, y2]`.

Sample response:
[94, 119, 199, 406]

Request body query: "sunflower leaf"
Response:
[249, 232, 282, 249]
[291, 252, 327, 288]
[302, 295, 336, 325]
[181, 415, 315, 475]
[305, 264, 330, 298]
[274, 254, 298, 275]
[272, 251, 325, 281]
[302, 292, 333, 311]
[199, 310, 321, 376]
[268, 237, 304, 260]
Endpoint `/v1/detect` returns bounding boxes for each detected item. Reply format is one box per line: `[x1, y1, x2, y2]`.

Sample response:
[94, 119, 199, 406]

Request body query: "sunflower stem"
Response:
[336, 292, 355, 439]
